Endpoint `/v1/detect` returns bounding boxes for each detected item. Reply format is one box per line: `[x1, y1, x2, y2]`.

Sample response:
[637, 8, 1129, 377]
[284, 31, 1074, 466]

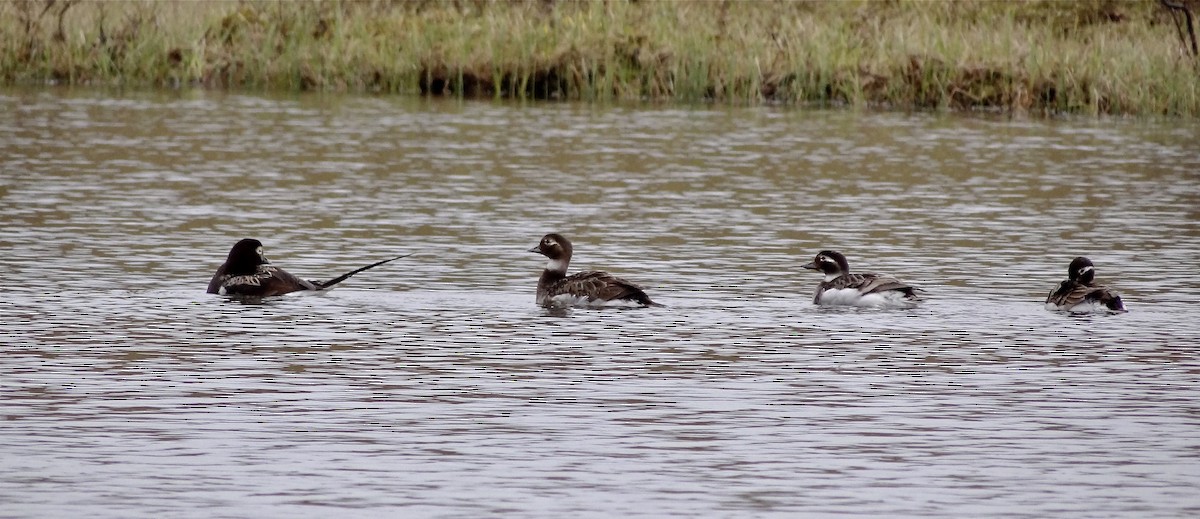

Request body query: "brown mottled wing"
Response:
[1048, 281, 1125, 311]
[215, 266, 317, 297]
[550, 271, 655, 305]
[1091, 285, 1125, 311]
[260, 267, 319, 296]
[831, 273, 919, 297]
[1046, 280, 1076, 307]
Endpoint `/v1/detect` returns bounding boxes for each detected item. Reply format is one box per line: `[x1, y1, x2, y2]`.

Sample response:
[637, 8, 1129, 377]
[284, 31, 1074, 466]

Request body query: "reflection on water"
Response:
[2, 87, 1199, 518]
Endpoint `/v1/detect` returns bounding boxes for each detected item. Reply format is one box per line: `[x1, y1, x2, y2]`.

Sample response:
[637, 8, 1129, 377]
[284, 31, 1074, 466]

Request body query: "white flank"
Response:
[1047, 301, 1118, 314]
[817, 288, 916, 308]
[548, 293, 644, 309]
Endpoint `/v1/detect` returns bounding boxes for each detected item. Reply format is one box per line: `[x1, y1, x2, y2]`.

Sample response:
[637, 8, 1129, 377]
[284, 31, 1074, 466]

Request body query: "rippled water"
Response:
[2, 87, 1199, 518]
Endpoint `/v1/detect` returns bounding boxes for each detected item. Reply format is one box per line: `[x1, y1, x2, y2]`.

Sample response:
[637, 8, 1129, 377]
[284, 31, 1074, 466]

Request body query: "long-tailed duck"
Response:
[1045, 256, 1126, 312]
[207, 238, 409, 297]
[802, 250, 920, 308]
[529, 233, 660, 308]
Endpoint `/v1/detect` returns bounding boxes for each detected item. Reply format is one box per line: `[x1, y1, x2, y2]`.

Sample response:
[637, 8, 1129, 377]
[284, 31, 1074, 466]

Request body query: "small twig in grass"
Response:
[1161, 0, 1199, 59]
[53, 0, 75, 42]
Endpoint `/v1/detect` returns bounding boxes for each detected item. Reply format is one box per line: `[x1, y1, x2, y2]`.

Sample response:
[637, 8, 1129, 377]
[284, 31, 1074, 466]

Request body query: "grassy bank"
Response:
[2, 0, 1198, 116]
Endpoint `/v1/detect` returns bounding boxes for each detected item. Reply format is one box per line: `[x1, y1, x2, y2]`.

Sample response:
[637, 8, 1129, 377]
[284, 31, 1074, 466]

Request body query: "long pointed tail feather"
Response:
[312, 252, 415, 290]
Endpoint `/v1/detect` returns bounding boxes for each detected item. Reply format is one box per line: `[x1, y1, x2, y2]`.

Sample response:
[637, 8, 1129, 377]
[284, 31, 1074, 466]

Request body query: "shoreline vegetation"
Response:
[2, 0, 1198, 116]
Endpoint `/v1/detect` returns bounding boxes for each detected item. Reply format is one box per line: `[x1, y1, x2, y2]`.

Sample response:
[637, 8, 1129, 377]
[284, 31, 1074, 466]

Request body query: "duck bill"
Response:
[802, 261, 817, 270]
[528, 246, 543, 255]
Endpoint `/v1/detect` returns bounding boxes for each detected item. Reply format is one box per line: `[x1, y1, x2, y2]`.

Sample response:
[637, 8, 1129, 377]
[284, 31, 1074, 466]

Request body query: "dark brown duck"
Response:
[207, 238, 409, 297]
[1045, 256, 1126, 312]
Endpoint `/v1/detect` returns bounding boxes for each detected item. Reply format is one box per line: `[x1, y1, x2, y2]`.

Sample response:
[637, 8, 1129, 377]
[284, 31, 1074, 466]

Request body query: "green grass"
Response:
[2, 0, 1197, 116]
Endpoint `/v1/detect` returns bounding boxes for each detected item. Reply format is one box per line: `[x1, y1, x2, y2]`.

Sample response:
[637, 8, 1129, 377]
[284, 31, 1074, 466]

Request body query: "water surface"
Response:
[2, 87, 1199, 518]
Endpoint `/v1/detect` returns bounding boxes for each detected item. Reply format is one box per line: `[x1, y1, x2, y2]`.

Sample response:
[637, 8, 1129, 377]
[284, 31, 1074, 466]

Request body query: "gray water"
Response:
[2, 87, 1199, 518]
